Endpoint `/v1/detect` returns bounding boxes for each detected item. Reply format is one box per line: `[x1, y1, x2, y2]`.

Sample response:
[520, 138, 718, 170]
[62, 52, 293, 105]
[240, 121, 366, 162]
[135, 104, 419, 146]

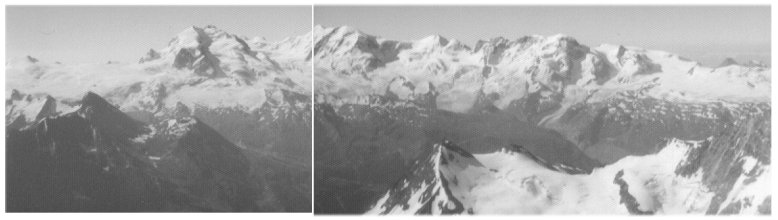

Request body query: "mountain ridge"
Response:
[367, 137, 770, 214]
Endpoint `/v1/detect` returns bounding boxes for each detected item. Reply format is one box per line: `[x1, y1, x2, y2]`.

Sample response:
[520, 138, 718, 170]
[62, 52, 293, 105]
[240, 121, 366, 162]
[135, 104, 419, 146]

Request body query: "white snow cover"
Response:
[6, 94, 52, 124]
[6, 25, 311, 113]
[314, 26, 770, 113]
[714, 155, 771, 214]
[368, 139, 770, 214]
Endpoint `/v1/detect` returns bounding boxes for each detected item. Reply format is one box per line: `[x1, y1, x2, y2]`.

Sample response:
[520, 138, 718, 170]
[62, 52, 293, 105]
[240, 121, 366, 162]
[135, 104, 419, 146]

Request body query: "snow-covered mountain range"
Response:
[313, 25, 770, 214]
[6, 25, 312, 212]
[8, 25, 311, 113]
[314, 25, 769, 109]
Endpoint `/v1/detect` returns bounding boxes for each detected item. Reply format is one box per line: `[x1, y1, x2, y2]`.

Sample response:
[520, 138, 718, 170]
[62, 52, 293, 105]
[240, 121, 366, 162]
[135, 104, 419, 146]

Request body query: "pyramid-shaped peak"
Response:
[718, 57, 739, 67]
[544, 34, 580, 45]
[26, 55, 39, 63]
[170, 26, 215, 48]
[10, 89, 24, 100]
[331, 25, 360, 33]
[417, 34, 450, 46]
[80, 92, 114, 109]
[78, 91, 148, 138]
[315, 25, 380, 41]
[138, 49, 161, 63]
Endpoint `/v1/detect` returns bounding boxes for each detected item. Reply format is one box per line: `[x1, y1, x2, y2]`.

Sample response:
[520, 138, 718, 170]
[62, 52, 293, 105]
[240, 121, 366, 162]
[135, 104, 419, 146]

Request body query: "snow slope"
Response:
[368, 139, 770, 215]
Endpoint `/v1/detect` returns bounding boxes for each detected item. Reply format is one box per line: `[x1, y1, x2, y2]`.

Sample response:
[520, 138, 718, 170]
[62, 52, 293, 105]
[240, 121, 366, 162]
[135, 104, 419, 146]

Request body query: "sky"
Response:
[6, 6, 312, 64]
[316, 6, 771, 67]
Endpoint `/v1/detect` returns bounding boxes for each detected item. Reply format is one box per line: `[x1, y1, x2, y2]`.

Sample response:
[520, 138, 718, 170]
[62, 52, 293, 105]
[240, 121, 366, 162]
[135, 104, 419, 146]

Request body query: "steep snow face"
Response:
[368, 139, 770, 215]
[313, 25, 408, 75]
[7, 25, 311, 112]
[5, 90, 58, 129]
[592, 44, 770, 103]
[365, 141, 482, 215]
[314, 26, 770, 114]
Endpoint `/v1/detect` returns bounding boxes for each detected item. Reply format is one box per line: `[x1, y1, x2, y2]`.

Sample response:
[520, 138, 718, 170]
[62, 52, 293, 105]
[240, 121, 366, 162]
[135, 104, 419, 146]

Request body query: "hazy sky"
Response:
[316, 6, 771, 67]
[7, 6, 311, 64]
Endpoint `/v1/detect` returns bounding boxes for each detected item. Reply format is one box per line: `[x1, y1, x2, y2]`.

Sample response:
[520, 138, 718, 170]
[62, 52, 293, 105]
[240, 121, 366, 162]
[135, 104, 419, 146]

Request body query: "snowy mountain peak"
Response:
[5, 91, 57, 129]
[138, 24, 308, 84]
[367, 139, 592, 215]
[718, 57, 739, 67]
[367, 137, 770, 215]
[366, 141, 482, 214]
[313, 25, 380, 52]
[417, 35, 450, 47]
[477, 36, 510, 46]
[314, 25, 407, 74]
[147, 25, 242, 77]
[138, 49, 161, 63]
[175, 25, 215, 47]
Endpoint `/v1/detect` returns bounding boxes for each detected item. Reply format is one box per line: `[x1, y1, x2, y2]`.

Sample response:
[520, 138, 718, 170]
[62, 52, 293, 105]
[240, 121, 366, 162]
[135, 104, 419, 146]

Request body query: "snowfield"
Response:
[368, 139, 770, 215]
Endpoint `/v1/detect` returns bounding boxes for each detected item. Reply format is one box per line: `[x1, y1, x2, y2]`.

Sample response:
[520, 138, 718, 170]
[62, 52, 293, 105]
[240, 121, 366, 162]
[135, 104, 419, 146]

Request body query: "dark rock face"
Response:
[661, 111, 770, 215]
[189, 104, 312, 212]
[117, 88, 312, 212]
[34, 95, 58, 122]
[79, 92, 149, 138]
[139, 49, 161, 63]
[7, 113, 161, 212]
[699, 114, 770, 214]
[534, 94, 770, 164]
[6, 92, 262, 212]
[613, 170, 654, 215]
[171, 27, 226, 78]
[718, 57, 739, 67]
[313, 103, 599, 214]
